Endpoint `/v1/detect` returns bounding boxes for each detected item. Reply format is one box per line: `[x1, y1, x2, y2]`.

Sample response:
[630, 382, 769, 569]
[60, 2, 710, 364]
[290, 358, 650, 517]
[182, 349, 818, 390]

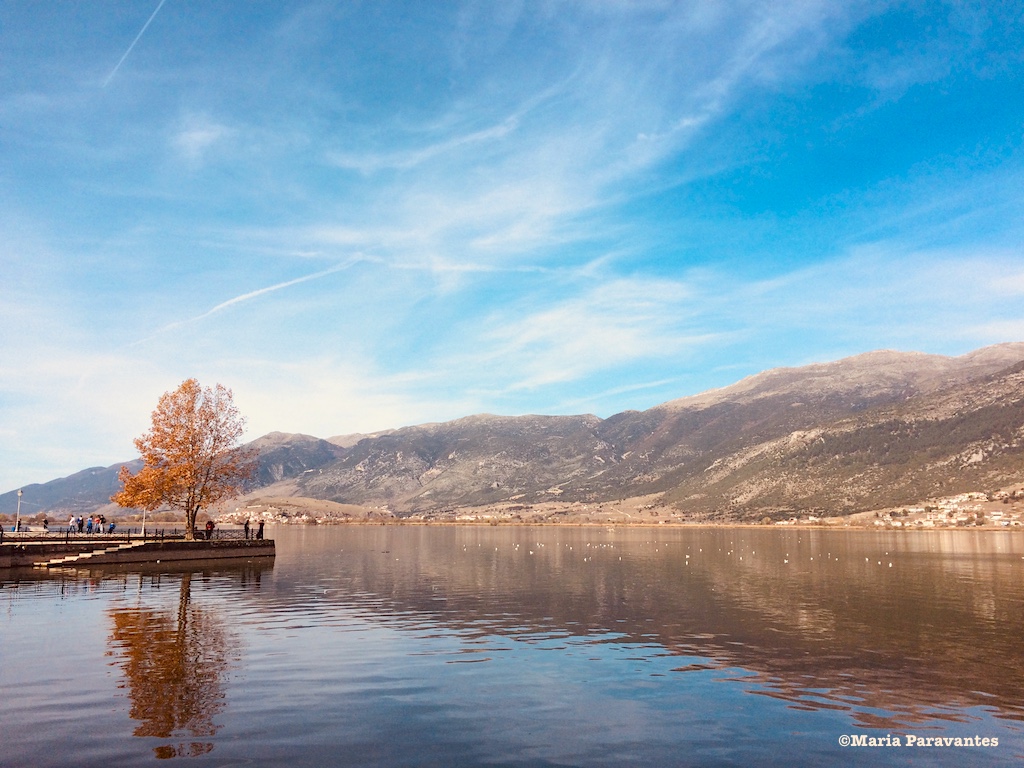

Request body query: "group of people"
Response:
[195, 519, 264, 540]
[56, 513, 263, 539]
[242, 518, 265, 540]
[67, 515, 115, 534]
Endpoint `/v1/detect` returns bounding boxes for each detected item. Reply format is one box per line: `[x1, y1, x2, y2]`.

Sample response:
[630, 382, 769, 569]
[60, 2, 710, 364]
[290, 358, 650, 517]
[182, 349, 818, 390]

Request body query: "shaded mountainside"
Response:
[0, 459, 144, 518]
[0, 433, 344, 517]
[659, 359, 1024, 519]
[247, 432, 346, 486]
[300, 413, 609, 510]
[4, 343, 1024, 520]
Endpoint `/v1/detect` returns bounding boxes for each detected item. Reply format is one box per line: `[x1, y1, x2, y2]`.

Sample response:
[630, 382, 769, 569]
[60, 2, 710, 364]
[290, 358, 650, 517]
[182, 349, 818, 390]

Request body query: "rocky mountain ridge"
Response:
[4, 342, 1023, 521]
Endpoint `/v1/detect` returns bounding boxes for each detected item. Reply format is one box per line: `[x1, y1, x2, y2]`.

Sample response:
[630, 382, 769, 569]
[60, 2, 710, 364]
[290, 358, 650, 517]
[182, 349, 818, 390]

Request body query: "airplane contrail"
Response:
[103, 0, 169, 87]
[128, 257, 370, 347]
[185, 261, 359, 324]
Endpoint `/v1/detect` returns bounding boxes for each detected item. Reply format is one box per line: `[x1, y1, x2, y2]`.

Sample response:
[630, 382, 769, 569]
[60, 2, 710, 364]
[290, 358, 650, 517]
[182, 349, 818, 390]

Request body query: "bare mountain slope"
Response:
[292, 343, 1024, 517]
[248, 432, 346, 486]
[660, 343, 1024, 411]
[659, 359, 1024, 519]
[299, 414, 609, 511]
[574, 344, 1024, 511]
[5, 343, 1024, 520]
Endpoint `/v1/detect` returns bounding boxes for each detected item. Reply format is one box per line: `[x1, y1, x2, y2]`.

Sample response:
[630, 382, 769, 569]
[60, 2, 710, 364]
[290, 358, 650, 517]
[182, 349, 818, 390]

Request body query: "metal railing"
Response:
[1, 526, 260, 543]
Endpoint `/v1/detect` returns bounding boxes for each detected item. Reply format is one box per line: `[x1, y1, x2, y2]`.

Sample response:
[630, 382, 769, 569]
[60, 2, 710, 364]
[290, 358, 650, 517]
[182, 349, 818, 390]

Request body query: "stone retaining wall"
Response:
[0, 538, 275, 568]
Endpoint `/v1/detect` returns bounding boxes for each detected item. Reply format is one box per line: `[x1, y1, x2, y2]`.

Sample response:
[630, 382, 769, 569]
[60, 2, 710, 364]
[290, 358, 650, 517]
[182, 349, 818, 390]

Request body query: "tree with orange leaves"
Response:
[113, 379, 257, 540]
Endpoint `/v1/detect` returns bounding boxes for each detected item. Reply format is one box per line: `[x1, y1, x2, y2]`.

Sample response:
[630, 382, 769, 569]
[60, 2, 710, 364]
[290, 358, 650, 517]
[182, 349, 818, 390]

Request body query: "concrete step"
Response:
[36, 540, 150, 568]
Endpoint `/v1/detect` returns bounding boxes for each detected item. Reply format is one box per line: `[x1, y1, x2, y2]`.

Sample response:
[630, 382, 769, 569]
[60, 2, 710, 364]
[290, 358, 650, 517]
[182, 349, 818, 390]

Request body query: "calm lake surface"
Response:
[2, 525, 1024, 767]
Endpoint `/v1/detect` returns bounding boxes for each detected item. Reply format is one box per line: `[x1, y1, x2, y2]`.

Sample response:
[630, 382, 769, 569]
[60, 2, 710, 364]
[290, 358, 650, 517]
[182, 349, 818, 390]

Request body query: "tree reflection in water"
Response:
[108, 573, 231, 759]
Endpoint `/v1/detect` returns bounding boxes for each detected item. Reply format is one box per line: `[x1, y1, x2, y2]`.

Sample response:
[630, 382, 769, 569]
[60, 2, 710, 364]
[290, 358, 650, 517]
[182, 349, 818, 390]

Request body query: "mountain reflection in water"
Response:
[2, 527, 1023, 767]
[269, 526, 1024, 730]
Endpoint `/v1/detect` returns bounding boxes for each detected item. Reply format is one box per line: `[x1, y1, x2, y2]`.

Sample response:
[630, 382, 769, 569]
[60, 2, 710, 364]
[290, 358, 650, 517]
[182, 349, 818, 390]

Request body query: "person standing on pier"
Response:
[256, 520, 264, 540]
[244, 519, 250, 540]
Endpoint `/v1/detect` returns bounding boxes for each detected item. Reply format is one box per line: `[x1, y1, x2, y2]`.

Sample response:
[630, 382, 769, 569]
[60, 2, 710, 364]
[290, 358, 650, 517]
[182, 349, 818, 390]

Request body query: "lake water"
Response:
[2, 525, 1023, 767]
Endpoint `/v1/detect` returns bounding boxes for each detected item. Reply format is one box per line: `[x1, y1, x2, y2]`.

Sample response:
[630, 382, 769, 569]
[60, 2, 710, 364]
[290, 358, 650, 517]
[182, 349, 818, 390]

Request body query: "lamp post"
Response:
[15, 489, 22, 533]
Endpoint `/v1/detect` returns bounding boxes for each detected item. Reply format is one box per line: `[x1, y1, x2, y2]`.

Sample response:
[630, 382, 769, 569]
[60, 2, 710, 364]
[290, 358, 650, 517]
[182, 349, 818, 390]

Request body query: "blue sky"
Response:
[2, 0, 1023, 493]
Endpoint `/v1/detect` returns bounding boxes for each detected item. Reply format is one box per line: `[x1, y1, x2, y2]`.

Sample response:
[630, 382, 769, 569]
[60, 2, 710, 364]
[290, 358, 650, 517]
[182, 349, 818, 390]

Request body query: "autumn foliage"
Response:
[113, 379, 256, 540]
[108, 573, 231, 757]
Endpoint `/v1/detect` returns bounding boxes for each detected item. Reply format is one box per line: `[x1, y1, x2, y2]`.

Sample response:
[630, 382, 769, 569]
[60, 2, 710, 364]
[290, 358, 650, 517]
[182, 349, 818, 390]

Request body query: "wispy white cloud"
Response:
[547, 378, 682, 414]
[432, 245, 1024, 406]
[707, 245, 1024, 356]
[455, 277, 716, 391]
[965, 319, 1024, 340]
[228, 356, 475, 441]
[988, 270, 1024, 296]
[172, 116, 234, 164]
[297, 1, 867, 279]
[328, 116, 520, 173]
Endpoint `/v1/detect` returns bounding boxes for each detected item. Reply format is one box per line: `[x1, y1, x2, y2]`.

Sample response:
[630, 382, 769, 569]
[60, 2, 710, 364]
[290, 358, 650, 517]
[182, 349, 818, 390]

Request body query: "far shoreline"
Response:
[223, 518, 1023, 533]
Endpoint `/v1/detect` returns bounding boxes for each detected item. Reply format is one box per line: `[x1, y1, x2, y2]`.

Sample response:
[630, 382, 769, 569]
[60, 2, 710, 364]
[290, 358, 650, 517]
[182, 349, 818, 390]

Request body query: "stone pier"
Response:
[0, 538, 275, 569]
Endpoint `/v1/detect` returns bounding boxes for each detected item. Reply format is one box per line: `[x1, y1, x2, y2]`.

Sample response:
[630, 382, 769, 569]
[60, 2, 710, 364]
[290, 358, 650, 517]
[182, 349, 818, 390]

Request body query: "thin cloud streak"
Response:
[103, 0, 170, 87]
[133, 257, 365, 345]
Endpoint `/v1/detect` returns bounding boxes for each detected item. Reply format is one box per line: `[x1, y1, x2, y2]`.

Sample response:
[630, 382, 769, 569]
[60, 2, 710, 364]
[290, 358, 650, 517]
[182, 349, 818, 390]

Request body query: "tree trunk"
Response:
[185, 506, 197, 541]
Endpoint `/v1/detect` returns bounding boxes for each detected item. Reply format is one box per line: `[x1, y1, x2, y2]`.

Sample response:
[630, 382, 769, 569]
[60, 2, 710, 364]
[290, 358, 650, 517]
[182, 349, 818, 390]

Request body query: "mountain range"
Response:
[4, 342, 1024, 522]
